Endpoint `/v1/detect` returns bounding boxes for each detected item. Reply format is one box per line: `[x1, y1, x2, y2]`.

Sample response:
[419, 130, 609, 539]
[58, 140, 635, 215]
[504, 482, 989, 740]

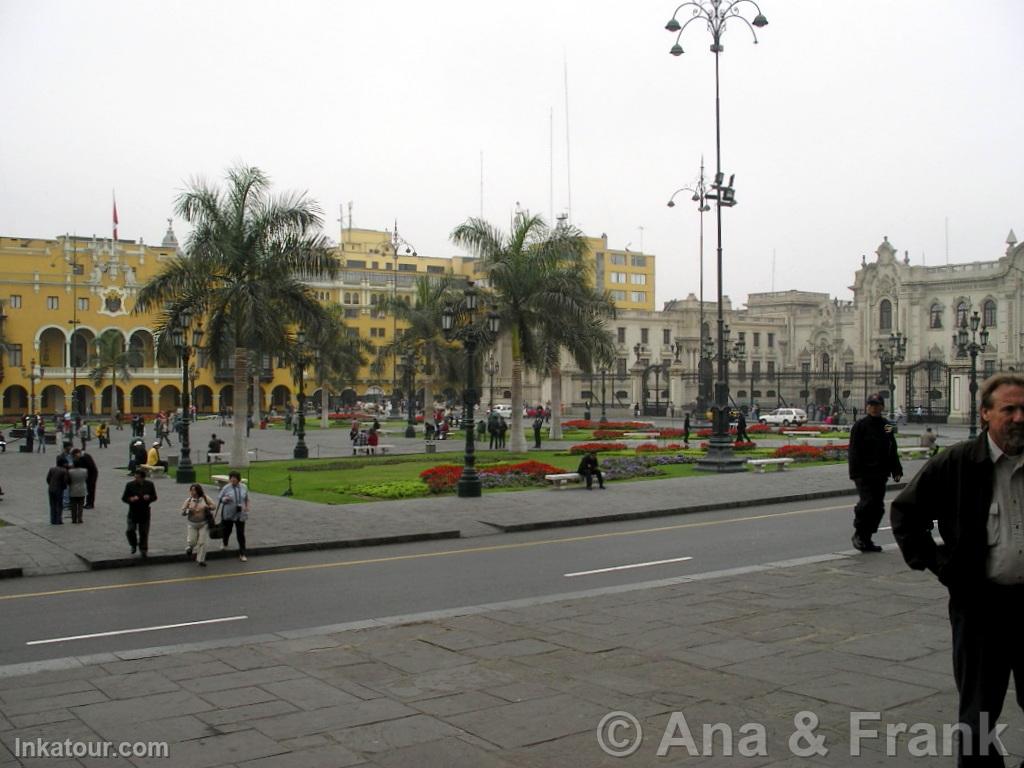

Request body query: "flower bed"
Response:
[592, 429, 627, 440]
[748, 423, 772, 434]
[772, 445, 823, 461]
[699, 441, 758, 451]
[419, 460, 564, 493]
[780, 425, 829, 433]
[568, 442, 628, 454]
[563, 419, 654, 430]
[657, 428, 687, 438]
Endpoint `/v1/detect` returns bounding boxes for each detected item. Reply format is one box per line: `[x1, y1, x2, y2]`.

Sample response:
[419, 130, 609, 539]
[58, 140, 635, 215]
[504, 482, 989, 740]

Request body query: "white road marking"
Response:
[26, 615, 248, 646]
[878, 526, 892, 531]
[565, 556, 693, 578]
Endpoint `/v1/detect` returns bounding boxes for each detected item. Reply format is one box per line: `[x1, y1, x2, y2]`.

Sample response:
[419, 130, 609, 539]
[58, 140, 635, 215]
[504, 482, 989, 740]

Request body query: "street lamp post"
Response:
[955, 312, 989, 439]
[28, 358, 39, 416]
[170, 309, 204, 484]
[599, 368, 609, 424]
[442, 284, 500, 498]
[403, 353, 417, 438]
[388, 223, 417, 412]
[876, 332, 908, 421]
[292, 330, 320, 459]
[719, 324, 746, 429]
[666, 0, 767, 472]
[484, 351, 499, 411]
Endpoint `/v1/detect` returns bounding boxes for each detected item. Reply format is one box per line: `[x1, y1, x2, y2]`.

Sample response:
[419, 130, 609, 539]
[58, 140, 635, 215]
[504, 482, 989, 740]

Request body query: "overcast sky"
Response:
[2, 1, 1021, 309]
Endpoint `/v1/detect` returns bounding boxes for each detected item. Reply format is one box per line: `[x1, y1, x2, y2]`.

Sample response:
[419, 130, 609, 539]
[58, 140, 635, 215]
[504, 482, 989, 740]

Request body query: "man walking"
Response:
[848, 393, 902, 552]
[75, 447, 99, 510]
[735, 410, 750, 443]
[892, 373, 1024, 765]
[121, 468, 157, 557]
[532, 414, 544, 449]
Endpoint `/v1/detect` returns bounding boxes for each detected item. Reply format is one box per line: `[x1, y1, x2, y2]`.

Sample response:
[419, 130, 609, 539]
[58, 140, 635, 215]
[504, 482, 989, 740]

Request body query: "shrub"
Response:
[772, 445, 823, 461]
[747, 423, 771, 434]
[658, 428, 687, 438]
[821, 444, 850, 461]
[348, 481, 431, 499]
[569, 442, 627, 454]
[592, 429, 627, 440]
[419, 464, 463, 492]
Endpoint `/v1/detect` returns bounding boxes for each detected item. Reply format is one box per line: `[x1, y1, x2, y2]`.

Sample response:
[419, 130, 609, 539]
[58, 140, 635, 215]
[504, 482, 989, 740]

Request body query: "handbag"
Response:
[206, 501, 224, 539]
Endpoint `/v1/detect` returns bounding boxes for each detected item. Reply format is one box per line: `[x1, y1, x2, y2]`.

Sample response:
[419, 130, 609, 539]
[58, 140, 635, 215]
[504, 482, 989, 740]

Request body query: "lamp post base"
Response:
[293, 443, 308, 459]
[695, 435, 748, 473]
[176, 465, 196, 484]
[405, 425, 416, 438]
[457, 476, 482, 497]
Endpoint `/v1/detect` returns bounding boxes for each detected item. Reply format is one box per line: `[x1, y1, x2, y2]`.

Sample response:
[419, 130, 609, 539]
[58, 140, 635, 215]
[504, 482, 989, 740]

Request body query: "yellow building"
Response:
[0, 224, 656, 415]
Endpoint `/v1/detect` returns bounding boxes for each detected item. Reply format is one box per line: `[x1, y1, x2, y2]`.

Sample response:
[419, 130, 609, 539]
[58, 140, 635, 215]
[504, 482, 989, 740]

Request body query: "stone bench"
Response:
[898, 446, 932, 459]
[746, 458, 795, 473]
[207, 450, 257, 463]
[211, 474, 249, 489]
[137, 464, 166, 479]
[352, 444, 395, 456]
[544, 472, 583, 488]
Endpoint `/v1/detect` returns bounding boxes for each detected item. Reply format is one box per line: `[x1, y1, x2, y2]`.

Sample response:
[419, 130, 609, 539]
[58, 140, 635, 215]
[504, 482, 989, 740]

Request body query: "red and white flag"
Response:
[112, 192, 119, 241]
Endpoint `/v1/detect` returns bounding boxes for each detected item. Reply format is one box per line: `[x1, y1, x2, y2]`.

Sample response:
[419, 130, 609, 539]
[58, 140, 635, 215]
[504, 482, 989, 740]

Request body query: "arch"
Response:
[821, 352, 831, 374]
[193, 385, 214, 413]
[3, 385, 28, 413]
[271, 385, 291, 410]
[983, 298, 997, 327]
[40, 384, 65, 414]
[955, 299, 970, 327]
[38, 327, 67, 368]
[73, 384, 95, 416]
[929, 301, 944, 329]
[879, 299, 892, 331]
[131, 385, 153, 411]
[100, 384, 125, 414]
[340, 388, 357, 407]
[158, 385, 180, 413]
[70, 328, 94, 368]
[219, 385, 234, 410]
[129, 329, 155, 368]
[156, 337, 177, 368]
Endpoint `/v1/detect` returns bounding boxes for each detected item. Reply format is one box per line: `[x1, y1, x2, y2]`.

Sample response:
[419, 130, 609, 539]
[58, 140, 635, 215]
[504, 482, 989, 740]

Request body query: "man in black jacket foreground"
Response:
[848, 392, 903, 552]
[122, 468, 158, 557]
[892, 372, 1024, 766]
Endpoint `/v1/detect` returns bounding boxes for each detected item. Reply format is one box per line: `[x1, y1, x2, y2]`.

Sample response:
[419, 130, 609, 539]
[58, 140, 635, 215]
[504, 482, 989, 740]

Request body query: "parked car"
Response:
[490, 404, 513, 419]
[759, 408, 808, 427]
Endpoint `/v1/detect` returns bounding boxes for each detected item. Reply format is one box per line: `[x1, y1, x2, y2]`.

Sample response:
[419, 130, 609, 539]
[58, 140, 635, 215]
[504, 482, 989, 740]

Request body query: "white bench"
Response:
[794, 437, 838, 447]
[137, 464, 166, 479]
[746, 458, 795, 473]
[211, 474, 249, 489]
[623, 432, 660, 439]
[207, 450, 257, 463]
[544, 472, 583, 488]
[898, 446, 931, 459]
[352, 444, 395, 455]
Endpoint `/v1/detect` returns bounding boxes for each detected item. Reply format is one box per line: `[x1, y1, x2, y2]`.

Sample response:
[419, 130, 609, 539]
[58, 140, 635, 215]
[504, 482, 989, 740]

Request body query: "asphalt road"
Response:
[0, 493, 899, 667]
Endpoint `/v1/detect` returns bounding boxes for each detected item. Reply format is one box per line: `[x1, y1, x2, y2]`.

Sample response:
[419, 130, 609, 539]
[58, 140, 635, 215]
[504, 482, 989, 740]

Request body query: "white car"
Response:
[490, 404, 513, 419]
[759, 408, 808, 427]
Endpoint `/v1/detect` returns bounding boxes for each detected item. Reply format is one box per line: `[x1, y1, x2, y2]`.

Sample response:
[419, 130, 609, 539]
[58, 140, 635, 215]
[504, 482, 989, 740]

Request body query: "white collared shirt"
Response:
[986, 434, 1024, 584]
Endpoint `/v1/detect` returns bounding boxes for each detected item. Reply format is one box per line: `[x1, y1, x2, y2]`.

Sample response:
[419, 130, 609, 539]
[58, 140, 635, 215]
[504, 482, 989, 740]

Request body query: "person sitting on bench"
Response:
[577, 451, 605, 490]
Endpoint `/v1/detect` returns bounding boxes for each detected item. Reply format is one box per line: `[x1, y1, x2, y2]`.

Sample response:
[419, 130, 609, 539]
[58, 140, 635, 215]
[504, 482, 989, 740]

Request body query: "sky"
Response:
[1, 1, 1022, 310]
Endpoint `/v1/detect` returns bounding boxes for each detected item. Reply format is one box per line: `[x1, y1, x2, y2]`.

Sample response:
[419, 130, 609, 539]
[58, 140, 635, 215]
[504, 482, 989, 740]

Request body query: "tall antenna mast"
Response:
[549, 107, 554, 225]
[563, 55, 573, 223]
[347, 201, 353, 240]
[945, 216, 949, 264]
[479, 151, 484, 219]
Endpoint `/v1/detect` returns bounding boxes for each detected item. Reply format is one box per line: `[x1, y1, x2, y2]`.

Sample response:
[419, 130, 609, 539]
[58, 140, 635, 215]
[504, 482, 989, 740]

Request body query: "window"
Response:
[631, 291, 647, 303]
[983, 299, 997, 327]
[398, 263, 417, 272]
[610, 290, 626, 301]
[9, 295, 21, 308]
[752, 360, 761, 378]
[767, 360, 776, 377]
[630, 254, 646, 267]
[610, 272, 627, 284]
[801, 362, 811, 374]
[369, 327, 388, 339]
[346, 260, 366, 269]
[617, 327, 626, 344]
[984, 360, 996, 378]
[616, 358, 628, 377]
[609, 253, 626, 265]
[929, 303, 943, 329]
[663, 329, 671, 346]
[845, 362, 855, 381]
[879, 299, 892, 330]
[821, 353, 830, 374]
[77, 297, 89, 311]
[767, 333, 774, 348]
[737, 360, 746, 378]
[640, 328, 649, 345]
[8, 344, 22, 367]
[956, 301, 968, 327]
[738, 331, 746, 342]
[346, 327, 360, 337]
[47, 296, 58, 310]
[427, 265, 445, 274]
[753, 332, 761, 347]
[630, 273, 646, 285]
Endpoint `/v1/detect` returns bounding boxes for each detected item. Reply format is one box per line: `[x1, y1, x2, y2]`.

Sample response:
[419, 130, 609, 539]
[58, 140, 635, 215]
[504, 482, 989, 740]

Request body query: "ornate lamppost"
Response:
[442, 284, 500, 498]
[402, 352, 417, 438]
[170, 309, 204, 484]
[877, 332, 908, 421]
[720, 324, 746, 431]
[292, 329, 320, 459]
[388, 223, 417, 412]
[484, 351, 500, 412]
[28, 358, 39, 416]
[666, 0, 767, 472]
[599, 367, 609, 424]
[955, 312, 989, 439]
[188, 363, 198, 421]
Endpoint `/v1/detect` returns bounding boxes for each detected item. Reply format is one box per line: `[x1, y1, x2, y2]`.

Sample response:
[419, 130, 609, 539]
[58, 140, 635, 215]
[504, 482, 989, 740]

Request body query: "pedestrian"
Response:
[78, 423, 89, 451]
[207, 433, 225, 462]
[487, 412, 499, 449]
[577, 451, 606, 490]
[129, 439, 147, 474]
[67, 450, 88, 524]
[683, 413, 691, 448]
[848, 393, 903, 552]
[735, 410, 750, 443]
[147, 441, 168, 471]
[45, 456, 68, 525]
[476, 419, 486, 441]
[35, 420, 46, 453]
[75, 447, 99, 509]
[633, 402, 641, 418]
[891, 372, 1024, 765]
[367, 427, 379, 455]
[96, 422, 109, 448]
[218, 471, 250, 562]
[920, 427, 938, 457]
[497, 415, 508, 448]
[121, 468, 157, 557]
[181, 483, 215, 567]
[246, 414, 253, 437]
[532, 414, 544, 449]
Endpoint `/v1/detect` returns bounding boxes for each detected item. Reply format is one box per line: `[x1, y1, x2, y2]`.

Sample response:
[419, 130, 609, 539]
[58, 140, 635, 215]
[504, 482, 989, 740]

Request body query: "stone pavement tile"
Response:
[551, 680, 677, 721]
[272, 645, 369, 672]
[236, 743, 366, 768]
[261, 677, 363, 710]
[332, 712, 465, 753]
[199, 700, 300, 728]
[0, 665, 101, 691]
[364, 641, 475, 675]
[446, 693, 609, 750]
[875, 659, 955, 693]
[72, 690, 213, 727]
[0, 677, 100, 705]
[720, 649, 874, 686]
[321, 662, 405, 690]
[904, 649, 953, 675]
[362, 661, 517, 702]
[680, 637, 784, 666]
[163, 660, 238, 681]
[464, 639, 563, 660]
[98, 652, 215, 676]
[91, 713, 216, 744]
[485, 682, 564, 704]
[89, 670, 181, 699]
[205, 645, 287, 672]
[199, 686, 280, 710]
[178, 665, 308, 694]
[0, 716, 101, 754]
[834, 625, 948, 663]
[508, 647, 651, 678]
[373, 736, 516, 768]
[248, 699, 415, 741]
[301, 669, 387, 701]
[259, 636, 349, 655]
[625, 624, 733, 654]
[412, 691, 508, 717]
[133, 728, 287, 768]
[503, 726, 671, 768]
[0, 688, 108, 716]
[439, 614, 541, 643]
[7, 709, 77, 729]
[587, 660, 779, 704]
[0, 713, 9, 732]
[783, 670, 939, 711]
[543, 631, 622, 654]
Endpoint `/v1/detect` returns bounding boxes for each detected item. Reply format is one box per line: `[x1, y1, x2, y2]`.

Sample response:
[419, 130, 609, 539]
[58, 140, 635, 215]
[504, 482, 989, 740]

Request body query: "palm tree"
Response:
[451, 212, 615, 451]
[309, 305, 371, 430]
[135, 165, 339, 468]
[377, 275, 464, 431]
[88, 330, 137, 423]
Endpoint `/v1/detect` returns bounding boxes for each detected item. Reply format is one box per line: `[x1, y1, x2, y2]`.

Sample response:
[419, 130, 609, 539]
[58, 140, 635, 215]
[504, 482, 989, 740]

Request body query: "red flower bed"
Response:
[569, 442, 627, 454]
[419, 464, 463, 492]
[782, 425, 828, 433]
[697, 427, 741, 438]
[635, 443, 661, 453]
[563, 420, 654, 430]
[592, 429, 626, 439]
[772, 445, 823, 460]
[658, 428, 687, 438]
[419, 460, 565, 492]
[748, 423, 771, 433]
[482, 460, 563, 477]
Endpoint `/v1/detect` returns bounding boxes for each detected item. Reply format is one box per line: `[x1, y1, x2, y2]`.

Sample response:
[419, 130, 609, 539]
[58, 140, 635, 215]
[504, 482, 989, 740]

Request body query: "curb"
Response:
[0, 567, 23, 580]
[485, 482, 909, 532]
[79, 529, 461, 570]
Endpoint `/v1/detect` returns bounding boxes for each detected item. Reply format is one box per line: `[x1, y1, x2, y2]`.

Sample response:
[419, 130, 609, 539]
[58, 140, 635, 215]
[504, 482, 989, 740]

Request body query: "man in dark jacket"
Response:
[76, 449, 99, 509]
[847, 392, 903, 552]
[121, 468, 157, 557]
[891, 372, 1024, 765]
[577, 451, 605, 490]
[45, 458, 68, 525]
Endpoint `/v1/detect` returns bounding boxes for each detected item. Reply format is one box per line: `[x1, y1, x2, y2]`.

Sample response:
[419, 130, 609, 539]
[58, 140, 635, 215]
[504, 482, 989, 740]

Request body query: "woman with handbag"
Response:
[181, 483, 215, 567]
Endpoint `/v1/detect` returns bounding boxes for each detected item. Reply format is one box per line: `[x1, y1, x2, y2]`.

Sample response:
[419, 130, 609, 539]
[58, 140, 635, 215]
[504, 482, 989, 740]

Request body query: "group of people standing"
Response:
[44, 444, 99, 525]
